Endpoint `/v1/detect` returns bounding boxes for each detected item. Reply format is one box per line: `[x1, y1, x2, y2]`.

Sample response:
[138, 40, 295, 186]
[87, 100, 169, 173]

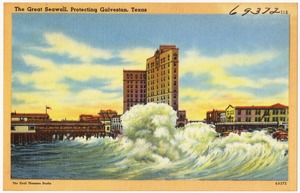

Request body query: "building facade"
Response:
[206, 109, 226, 124]
[225, 105, 235, 122]
[176, 110, 188, 127]
[220, 112, 226, 122]
[98, 109, 118, 133]
[123, 70, 147, 113]
[146, 45, 179, 111]
[111, 115, 123, 133]
[235, 103, 288, 123]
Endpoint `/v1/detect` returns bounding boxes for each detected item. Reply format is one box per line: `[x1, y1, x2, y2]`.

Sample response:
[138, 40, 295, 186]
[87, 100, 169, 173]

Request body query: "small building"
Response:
[98, 109, 118, 133]
[206, 109, 225, 124]
[176, 110, 188, 127]
[225, 105, 235, 122]
[111, 115, 123, 133]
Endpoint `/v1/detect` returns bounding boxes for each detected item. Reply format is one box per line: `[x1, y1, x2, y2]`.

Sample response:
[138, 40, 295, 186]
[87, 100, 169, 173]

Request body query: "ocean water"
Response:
[11, 103, 288, 180]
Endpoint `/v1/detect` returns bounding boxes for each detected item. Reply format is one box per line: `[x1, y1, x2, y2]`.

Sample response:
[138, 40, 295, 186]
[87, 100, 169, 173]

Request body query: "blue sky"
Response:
[12, 13, 289, 120]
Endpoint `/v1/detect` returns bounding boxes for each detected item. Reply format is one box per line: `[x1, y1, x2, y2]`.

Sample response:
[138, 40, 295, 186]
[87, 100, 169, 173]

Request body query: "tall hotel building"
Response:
[123, 45, 187, 126]
[146, 45, 179, 111]
[123, 70, 147, 113]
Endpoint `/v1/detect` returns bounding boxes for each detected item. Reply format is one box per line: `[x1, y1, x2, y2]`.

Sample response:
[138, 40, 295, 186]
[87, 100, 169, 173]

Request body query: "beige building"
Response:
[123, 70, 147, 113]
[146, 45, 179, 111]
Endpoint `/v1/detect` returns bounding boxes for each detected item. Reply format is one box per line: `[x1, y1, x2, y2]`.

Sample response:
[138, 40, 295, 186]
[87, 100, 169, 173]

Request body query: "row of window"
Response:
[236, 117, 287, 122]
[125, 81, 146, 84]
[126, 89, 146, 94]
[126, 84, 146, 89]
[125, 73, 146, 79]
[147, 55, 177, 69]
[126, 94, 147, 98]
[147, 89, 177, 96]
[147, 62, 177, 71]
[126, 102, 146, 108]
[147, 76, 171, 85]
[111, 125, 123, 130]
[148, 80, 177, 87]
[148, 68, 177, 74]
[237, 109, 287, 115]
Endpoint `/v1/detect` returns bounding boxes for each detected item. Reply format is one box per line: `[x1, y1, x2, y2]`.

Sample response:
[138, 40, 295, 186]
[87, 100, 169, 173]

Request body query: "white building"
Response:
[111, 115, 123, 133]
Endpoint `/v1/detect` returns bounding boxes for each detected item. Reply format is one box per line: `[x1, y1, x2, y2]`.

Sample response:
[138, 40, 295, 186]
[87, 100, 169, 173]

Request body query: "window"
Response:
[246, 110, 251, 115]
[255, 109, 260, 115]
[280, 109, 286, 115]
[273, 109, 279, 115]
[237, 117, 241, 122]
[237, 109, 241, 115]
[29, 126, 35, 130]
[264, 117, 270, 122]
[280, 117, 286, 121]
[11, 126, 15, 131]
[246, 117, 251, 122]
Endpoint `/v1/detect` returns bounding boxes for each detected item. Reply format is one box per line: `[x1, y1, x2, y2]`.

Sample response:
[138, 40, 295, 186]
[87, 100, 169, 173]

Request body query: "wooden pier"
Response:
[10, 121, 117, 145]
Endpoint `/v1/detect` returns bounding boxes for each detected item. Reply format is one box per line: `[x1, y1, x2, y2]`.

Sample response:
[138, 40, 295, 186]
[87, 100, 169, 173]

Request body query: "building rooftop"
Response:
[235, 103, 288, 109]
[11, 112, 49, 117]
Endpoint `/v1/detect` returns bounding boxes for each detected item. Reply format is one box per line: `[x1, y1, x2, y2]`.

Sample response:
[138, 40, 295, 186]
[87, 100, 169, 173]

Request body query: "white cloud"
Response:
[16, 54, 129, 91]
[38, 32, 114, 62]
[180, 49, 287, 89]
[119, 47, 153, 67]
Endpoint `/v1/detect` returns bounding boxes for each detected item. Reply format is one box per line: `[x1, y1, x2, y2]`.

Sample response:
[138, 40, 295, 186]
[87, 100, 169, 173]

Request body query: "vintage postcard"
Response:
[3, 2, 297, 191]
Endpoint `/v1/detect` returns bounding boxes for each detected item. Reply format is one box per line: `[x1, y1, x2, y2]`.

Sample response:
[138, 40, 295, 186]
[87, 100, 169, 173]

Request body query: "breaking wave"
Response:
[11, 103, 288, 180]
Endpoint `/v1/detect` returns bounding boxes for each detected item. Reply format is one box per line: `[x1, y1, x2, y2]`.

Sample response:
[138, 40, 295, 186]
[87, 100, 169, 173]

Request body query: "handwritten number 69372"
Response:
[229, 5, 280, 16]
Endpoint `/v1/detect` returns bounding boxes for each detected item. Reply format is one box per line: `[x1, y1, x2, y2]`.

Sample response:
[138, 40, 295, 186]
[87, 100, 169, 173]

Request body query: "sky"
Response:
[12, 13, 289, 120]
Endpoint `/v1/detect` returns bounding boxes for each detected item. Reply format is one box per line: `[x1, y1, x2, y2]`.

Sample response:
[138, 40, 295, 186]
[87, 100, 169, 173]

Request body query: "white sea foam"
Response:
[117, 103, 288, 180]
